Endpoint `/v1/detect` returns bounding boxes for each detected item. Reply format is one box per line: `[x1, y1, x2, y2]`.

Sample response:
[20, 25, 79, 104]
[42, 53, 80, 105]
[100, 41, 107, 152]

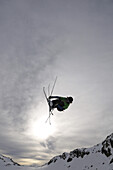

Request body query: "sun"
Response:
[26, 102, 57, 140]
[30, 116, 56, 140]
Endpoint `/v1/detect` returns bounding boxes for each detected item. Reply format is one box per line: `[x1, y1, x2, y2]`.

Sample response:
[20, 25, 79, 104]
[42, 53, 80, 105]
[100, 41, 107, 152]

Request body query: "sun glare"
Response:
[31, 116, 56, 140]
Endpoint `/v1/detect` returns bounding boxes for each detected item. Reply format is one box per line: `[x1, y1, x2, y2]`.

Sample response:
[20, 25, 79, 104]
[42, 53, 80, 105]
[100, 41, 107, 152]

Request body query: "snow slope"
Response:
[0, 133, 113, 170]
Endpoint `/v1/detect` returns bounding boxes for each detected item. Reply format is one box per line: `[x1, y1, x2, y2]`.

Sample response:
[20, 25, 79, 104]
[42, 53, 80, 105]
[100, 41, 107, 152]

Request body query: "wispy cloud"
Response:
[0, 0, 113, 166]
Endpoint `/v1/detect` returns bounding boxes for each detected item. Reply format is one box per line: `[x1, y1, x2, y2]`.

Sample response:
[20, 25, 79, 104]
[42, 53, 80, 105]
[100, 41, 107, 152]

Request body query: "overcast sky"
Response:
[0, 0, 113, 166]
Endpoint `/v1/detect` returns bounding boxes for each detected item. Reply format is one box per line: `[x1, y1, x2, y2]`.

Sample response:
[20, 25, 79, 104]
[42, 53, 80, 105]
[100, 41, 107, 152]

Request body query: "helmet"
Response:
[68, 97, 73, 103]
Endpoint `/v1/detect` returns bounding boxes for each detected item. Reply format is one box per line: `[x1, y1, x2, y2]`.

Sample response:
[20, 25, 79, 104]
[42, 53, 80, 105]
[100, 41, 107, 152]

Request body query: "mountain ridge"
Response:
[0, 154, 20, 167]
[43, 133, 113, 170]
[0, 133, 113, 170]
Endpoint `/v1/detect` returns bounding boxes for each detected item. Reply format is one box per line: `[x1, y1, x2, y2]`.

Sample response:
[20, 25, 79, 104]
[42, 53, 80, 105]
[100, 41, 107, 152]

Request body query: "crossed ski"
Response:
[43, 77, 57, 125]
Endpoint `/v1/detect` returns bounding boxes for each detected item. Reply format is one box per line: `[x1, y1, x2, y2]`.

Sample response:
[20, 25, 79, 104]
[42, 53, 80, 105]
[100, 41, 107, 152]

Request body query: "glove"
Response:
[49, 96, 52, 99]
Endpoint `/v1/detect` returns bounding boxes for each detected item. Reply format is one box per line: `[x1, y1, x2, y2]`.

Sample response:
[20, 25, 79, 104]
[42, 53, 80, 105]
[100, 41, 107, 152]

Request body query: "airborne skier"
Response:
[43, 77, 73, 124]
[49, 96, 73, 111]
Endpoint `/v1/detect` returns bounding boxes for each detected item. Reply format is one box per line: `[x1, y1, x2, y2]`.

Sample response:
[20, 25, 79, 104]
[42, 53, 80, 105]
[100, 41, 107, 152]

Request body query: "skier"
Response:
[48, 96, 73, 111]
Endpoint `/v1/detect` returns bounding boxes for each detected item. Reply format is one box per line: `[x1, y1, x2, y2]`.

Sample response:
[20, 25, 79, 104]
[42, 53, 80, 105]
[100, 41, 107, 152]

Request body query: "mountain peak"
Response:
[46, 133, 113, 170]
[0, 154, 20, 167]
[101, 133, 113, 160]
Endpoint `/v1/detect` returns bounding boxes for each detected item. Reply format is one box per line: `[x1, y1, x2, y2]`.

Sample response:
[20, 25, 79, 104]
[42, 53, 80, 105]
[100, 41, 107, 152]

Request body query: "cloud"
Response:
[0, 0, 113, 166]
[40, 136, 57, 152]
[0, 0, 62, 164]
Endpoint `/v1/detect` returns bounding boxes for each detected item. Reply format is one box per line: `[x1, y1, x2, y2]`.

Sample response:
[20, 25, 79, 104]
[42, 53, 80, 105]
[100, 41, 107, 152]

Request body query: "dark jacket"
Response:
[49, 96, 70, 111]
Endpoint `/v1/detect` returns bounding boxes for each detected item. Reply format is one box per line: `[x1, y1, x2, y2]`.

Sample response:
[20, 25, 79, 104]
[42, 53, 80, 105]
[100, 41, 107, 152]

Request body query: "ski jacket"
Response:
[59, 97, 70, 110]
[49, 96, 70, 111]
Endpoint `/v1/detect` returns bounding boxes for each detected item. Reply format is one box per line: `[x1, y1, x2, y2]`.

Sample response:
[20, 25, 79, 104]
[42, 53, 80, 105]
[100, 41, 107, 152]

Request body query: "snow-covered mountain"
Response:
[0, 133, 113, 170]
[41, 133, 113, 170]
[0, 154, 35, 170]
[0, 154, 20, 167]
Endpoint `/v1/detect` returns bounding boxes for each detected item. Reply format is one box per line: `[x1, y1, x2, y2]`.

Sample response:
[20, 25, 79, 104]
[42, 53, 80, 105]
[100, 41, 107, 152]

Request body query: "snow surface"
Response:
[0, 133, 113, 170]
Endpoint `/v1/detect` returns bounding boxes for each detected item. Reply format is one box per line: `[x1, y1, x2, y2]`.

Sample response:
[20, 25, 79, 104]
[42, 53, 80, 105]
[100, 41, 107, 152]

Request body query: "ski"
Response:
[50, 76, 57, 96]
[43, 77, 57, 124]
[43, 87, 53, 124]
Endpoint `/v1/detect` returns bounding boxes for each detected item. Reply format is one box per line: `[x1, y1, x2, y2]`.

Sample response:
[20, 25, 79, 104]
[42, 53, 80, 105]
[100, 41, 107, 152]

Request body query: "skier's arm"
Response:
[49, 96, 61, 99]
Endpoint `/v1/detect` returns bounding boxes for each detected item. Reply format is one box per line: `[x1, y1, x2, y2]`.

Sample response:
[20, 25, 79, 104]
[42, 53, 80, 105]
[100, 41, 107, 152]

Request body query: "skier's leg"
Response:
[52, 99, 59, 108]
[49, 101, 53, 107]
